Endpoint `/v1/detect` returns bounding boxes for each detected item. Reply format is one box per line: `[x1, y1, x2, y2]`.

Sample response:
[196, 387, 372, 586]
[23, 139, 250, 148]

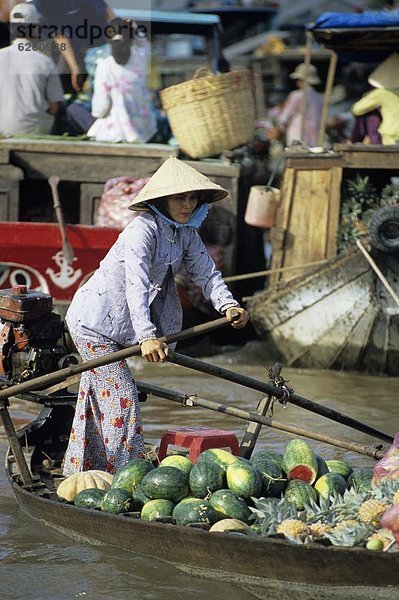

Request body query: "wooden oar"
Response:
[356, 239, 399, 307]
[48, 175, 75, 265]
[223, 259, 329, 283]
[0, 315, 237, 487]
[165, 351, 393, 444]
[0, 315, 237, 402]
[136, 381, 386, 460]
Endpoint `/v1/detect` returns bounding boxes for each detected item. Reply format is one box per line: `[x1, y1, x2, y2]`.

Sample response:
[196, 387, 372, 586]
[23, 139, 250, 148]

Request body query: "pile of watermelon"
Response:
[72, 439, 373, 531]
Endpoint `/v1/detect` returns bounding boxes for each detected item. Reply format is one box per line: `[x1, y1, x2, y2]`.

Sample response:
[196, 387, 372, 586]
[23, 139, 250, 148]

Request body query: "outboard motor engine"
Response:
[0, 285, 77, 384]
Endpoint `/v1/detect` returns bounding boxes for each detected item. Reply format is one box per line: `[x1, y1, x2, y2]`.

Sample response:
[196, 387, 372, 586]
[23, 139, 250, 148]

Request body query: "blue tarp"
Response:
[308, 10, 399, 61]
[309, 10, 399, 31]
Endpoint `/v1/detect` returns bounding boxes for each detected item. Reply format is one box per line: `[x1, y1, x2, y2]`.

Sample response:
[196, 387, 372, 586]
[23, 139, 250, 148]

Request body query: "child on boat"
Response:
[63, 157, 249, 476]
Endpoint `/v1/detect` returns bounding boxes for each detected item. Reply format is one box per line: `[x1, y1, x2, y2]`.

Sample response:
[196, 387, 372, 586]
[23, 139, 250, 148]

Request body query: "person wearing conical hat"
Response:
[352, 53, 399, 145]
[63, 157, 249, 477]
[275, 62, 323, 147]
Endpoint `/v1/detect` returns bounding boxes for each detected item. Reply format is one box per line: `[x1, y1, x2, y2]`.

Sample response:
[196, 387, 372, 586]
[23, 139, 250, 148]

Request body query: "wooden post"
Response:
[318, 51, 338, 148]
[239, 363, 282, 459]
[300, 32, 313, 142]
[0, 399, 33, 487]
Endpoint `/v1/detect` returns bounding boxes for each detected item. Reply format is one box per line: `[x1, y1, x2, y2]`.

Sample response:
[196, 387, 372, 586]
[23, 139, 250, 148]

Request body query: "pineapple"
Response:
[380, 183, 399, 207]
[326, 522, 373, 548]
[373, 477, 399, 504]
[309, 522, 332, 539]
[249, 496, 298, 537]
[345, 174, 377, 207]
[358, 499, 390, 526]
[277, 518, 310, 540]
[334, 519, 359, 531]
[331, 488, 369, 522]
[338, 174, 379, 252]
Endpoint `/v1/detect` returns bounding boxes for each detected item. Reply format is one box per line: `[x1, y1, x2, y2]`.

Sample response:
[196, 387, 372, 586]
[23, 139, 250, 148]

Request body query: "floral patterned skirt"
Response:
[63, 334, 145, 476]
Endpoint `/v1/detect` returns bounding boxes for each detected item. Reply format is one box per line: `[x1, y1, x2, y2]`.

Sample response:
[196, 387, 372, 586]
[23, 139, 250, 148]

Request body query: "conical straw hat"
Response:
[289, 63, 320, 85]
[128, 156, 229, 210]
[368, 53, 399, 89]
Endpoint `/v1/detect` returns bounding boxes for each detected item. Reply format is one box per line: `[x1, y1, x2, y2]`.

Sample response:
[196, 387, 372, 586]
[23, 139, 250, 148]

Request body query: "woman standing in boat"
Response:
[63, 157, 249, 476]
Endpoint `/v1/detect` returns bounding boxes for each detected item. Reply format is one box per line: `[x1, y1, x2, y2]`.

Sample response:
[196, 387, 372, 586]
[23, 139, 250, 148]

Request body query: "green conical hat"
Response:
[128, 156, 229, 210]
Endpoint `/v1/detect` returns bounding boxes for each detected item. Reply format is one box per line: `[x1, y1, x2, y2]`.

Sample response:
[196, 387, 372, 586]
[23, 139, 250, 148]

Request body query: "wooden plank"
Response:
[279, 169, 333, 280]
[326, 166, 342, 258]
[360, 310, 390, 375]
[335, 303, 379, 371]
[269, 167, 296, 286]
[284, 155, 343, 169]
[307, 169, 330, 262]
[387, 313, 399, 375]
[0, 139, 178, 158]
[80, 183, 104, 225]
[9, 152, 166, 182]
[288, 291, 373, 369]
[248, 253, 371, 330]
[267, 271, 374, 368]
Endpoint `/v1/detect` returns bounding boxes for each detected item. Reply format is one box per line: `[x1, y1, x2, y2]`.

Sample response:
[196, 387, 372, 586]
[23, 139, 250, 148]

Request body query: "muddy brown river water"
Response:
[1, 346, 398, 600]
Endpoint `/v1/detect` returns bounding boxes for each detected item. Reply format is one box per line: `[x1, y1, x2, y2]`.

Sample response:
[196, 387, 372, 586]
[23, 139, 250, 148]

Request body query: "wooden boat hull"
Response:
[0, 222, 120, 302]
[6, 406, 399, 599]
[246, 250, 399, 376]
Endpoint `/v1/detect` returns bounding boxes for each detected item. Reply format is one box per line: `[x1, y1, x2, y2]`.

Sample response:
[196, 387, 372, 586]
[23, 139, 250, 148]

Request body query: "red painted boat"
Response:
[0, 222, 120, 302]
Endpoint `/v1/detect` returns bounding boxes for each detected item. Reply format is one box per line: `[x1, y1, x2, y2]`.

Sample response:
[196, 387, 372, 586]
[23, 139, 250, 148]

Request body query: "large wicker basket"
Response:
[160, 68, 255, 159]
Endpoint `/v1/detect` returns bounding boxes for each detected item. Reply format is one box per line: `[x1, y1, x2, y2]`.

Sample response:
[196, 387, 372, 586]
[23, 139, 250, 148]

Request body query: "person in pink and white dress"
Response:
[66, 17, 157, 142]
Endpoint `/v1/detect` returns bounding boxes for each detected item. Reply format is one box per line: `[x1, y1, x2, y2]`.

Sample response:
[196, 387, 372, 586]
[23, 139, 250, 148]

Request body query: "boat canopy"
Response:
[113, 8, 222, 71]
[113, 8, 222, 37]
[308, 10, 399, 61]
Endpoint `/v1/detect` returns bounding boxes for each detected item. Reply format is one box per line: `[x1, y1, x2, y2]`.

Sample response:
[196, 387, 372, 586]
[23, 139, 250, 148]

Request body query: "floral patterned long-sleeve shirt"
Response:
[87, 39, 157, 143]
[66, 212, 239, 346]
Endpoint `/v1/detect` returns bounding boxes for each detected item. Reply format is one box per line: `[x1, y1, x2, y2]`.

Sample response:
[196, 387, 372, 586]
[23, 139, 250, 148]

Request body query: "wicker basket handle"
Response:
[193, 67, 215, 79]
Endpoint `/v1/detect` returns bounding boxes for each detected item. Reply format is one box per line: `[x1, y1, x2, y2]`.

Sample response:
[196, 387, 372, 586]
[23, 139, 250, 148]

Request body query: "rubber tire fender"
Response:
[369, 205, 399, 252]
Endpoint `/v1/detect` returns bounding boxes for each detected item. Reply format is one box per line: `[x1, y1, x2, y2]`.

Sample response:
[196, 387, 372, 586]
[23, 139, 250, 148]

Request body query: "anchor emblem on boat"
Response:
[46, 250, 82, 289]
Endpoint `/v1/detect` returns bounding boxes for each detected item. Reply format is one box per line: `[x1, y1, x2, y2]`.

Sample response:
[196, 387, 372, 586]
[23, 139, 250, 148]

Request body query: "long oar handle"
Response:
[0, 315, 235, 401]
[166, 351, 393, 444]
[49, 175, 75, 265]
[136, 381, 386, 460]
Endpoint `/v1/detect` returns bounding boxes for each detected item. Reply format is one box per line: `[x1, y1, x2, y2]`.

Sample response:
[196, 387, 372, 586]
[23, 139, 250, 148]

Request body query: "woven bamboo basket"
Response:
[160, 68, 255, 159]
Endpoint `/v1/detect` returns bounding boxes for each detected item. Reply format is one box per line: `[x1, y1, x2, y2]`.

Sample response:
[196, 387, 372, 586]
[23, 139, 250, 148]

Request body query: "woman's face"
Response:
[164, 192, 199, 223]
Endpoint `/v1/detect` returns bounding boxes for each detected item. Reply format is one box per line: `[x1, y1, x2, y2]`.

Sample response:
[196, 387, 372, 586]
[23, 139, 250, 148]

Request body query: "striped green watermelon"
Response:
[141, 466, 189, 503]
[101, 488, 135, 513]
[159, 455, 193, 475]
[314, 472, 347, 499]
[282, 439, 318, 484]
[251, 457, 285, 497]
[132, 485, 151, 510]
[226, 461, 262, 499]
[284, 480, 317, 510]
[189, 461, 225, 498]
[196, 448, 239, 471]
[316, 455, 329, 477]
[209, 489, 251, 523]
[347, 468, 373, 493]
[74, 488, 105, 510]
[325, 459, 353, 480]
[250, 449, 284, 470]
[141, 499, 175, 521]
[111, 458, 154, 493]
[173, 498, 218, 527]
